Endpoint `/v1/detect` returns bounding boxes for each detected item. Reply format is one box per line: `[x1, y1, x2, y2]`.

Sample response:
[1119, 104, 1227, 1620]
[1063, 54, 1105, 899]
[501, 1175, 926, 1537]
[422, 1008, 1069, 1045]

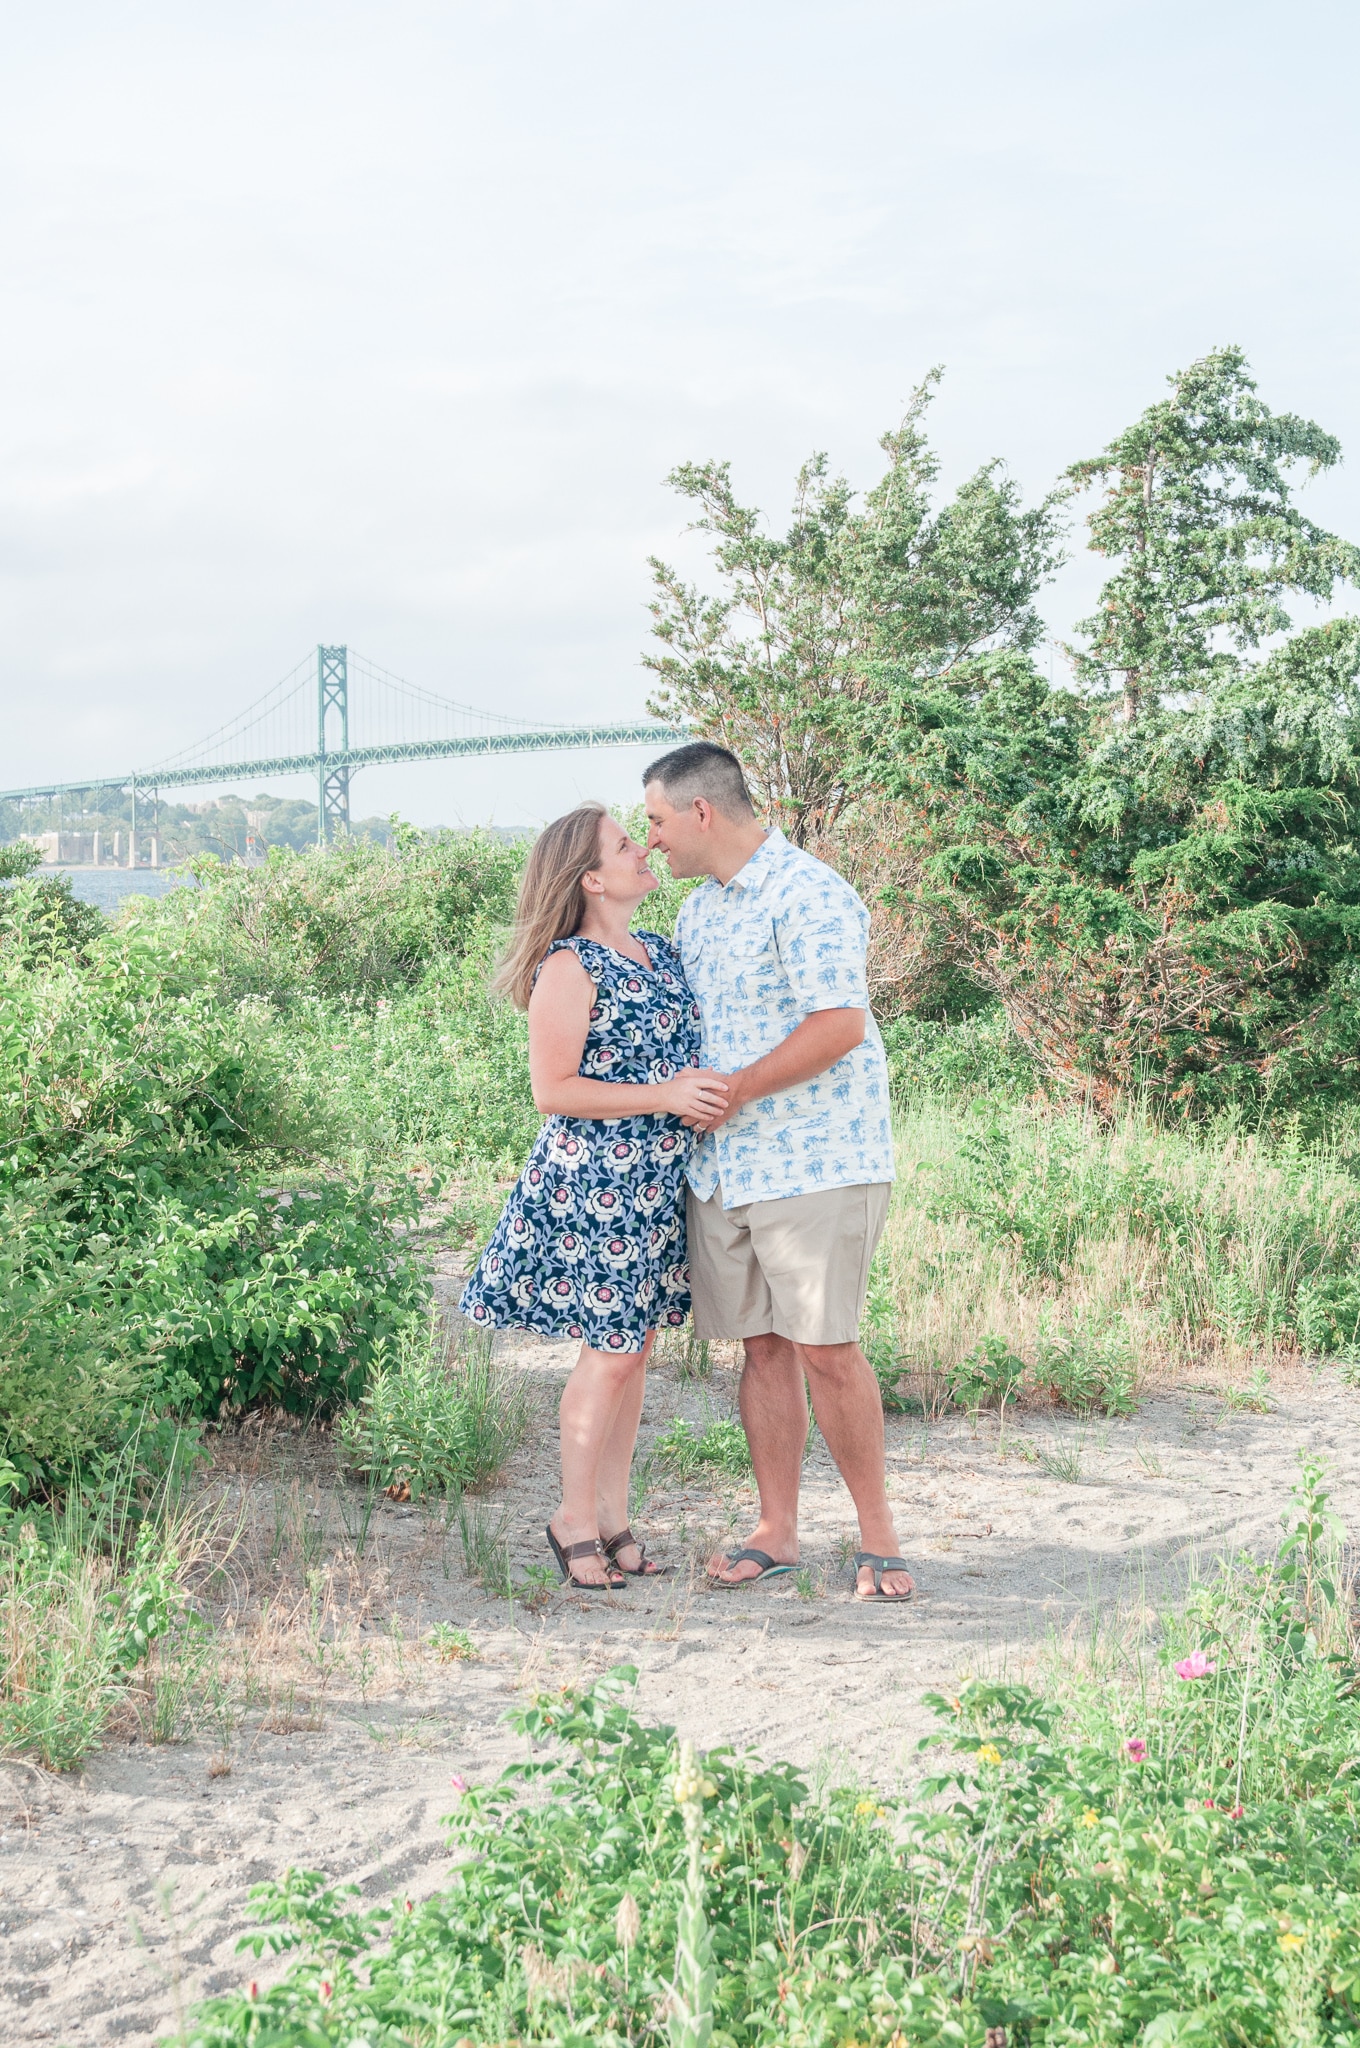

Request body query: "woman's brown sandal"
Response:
[546, 1524, 625, 1590]
[602, 1527, 670, 1577]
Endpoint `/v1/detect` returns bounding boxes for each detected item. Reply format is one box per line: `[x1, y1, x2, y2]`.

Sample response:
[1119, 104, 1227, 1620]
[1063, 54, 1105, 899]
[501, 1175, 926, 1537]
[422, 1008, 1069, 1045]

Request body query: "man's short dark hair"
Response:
[643, 741, 755, 821]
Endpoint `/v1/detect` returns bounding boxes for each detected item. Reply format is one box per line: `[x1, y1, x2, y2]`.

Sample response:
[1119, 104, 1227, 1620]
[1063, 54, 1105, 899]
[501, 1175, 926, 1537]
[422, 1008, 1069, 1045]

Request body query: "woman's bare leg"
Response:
[553, 1339, 649, 1585]
[595, 1331, 655, 1567]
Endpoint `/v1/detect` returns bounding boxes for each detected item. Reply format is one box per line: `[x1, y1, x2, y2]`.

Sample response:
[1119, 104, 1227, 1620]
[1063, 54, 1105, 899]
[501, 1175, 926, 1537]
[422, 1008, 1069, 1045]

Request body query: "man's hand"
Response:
[688, 1009, 866, 1131]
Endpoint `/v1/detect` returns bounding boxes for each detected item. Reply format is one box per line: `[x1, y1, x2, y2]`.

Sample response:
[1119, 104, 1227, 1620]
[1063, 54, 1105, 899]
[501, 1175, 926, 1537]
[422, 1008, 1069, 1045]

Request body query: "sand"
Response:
[1, 1321, 1354, 2045]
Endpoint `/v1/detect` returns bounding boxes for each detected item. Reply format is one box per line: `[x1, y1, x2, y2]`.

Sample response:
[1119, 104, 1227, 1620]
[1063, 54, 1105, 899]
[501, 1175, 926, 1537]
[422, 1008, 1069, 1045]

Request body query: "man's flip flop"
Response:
[546, 1524, 625, 1590]
[708, 1548, 797, 1588]
[850, 1552, 915, 1602]
[602, 1527, 671, 1577]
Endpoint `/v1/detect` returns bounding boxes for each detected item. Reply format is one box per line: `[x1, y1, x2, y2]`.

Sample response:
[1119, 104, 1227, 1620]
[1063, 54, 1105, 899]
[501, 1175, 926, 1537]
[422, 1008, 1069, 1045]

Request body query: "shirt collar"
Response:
[724, 827, 789, 894]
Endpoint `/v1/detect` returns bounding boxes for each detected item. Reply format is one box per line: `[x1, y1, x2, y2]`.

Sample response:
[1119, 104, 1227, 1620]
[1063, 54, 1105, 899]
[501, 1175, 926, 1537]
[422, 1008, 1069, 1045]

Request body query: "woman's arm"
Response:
[527, 949, 729, 1121]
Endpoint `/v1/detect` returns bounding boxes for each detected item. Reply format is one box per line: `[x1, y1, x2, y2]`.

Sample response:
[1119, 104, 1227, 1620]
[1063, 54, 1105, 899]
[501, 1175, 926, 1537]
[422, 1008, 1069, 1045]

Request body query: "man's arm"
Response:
[695, 1008, 865, 1129]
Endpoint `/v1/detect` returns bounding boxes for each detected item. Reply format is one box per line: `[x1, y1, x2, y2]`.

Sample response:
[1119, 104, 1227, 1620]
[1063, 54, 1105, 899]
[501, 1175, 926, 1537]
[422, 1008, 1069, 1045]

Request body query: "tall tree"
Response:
[644, 375, 1066, 843]
[1067, 344, 1358, 720]
[855, 349, 1360, 1118]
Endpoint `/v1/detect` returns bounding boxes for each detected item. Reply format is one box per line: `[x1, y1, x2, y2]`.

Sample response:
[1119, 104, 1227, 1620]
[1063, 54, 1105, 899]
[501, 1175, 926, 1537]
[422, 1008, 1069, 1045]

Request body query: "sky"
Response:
[5, 0, 1360, 828]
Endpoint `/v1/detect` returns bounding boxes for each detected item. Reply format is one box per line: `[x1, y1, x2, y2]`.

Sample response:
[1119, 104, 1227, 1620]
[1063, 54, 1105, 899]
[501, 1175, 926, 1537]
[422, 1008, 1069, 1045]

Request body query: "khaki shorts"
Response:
[687, 1182, 891, 1348]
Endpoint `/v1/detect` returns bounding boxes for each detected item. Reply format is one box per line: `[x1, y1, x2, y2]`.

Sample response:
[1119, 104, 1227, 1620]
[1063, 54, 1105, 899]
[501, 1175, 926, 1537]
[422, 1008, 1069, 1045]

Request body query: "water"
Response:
[52, 866, 197, 912]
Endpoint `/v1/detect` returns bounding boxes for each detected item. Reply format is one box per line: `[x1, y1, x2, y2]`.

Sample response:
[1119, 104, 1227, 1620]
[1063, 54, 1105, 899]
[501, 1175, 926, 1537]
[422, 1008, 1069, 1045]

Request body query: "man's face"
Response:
[643, 782, 709, 879]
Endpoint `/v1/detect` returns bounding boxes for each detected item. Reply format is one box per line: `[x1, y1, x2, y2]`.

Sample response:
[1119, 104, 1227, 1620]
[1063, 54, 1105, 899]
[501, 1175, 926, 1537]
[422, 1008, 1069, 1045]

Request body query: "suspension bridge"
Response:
[2, 647, 681, 847]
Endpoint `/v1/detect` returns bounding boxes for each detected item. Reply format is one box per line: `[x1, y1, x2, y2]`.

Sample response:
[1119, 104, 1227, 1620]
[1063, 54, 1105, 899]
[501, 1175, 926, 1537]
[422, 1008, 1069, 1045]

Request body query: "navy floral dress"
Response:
[459, 931, 702, 1352]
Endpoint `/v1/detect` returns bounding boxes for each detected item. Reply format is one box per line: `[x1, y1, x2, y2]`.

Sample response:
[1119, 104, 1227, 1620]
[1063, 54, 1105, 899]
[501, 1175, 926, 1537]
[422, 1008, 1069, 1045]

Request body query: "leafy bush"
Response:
[276, 936, 540, 1176]
[181, 1464, 1360, 2048]
[166, 830, 524, 1007]
[0, 865, 431, 1482]
[339, 1323, 530, 1498]
[946, 1333, 1025, 1415]
[124, 1180, 429, 1417]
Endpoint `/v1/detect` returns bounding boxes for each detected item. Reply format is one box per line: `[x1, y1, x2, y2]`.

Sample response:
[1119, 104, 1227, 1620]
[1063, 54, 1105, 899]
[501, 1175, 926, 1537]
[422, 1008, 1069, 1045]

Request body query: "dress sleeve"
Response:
[770, 870, 871, 1015]
[534, 937, 598, 993]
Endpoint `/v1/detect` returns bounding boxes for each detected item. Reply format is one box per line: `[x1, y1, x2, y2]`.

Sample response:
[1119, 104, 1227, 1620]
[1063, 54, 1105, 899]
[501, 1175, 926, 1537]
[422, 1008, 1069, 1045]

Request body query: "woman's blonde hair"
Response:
[493, 802, 608, 1010]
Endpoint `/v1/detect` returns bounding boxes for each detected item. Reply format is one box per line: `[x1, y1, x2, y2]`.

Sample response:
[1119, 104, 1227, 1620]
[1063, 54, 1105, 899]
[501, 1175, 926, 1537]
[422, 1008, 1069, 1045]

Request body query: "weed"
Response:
[629, 1451, 656, 1520]
[1035, 1306, 1136, 1416]
[946, 1334, 1025, 1418]
[426, 1623, 478, 1663]
[1038, 1437, 1087, 1484]
[656, 1417, 752, 1483]
[1220, 1365, 1273, 1415]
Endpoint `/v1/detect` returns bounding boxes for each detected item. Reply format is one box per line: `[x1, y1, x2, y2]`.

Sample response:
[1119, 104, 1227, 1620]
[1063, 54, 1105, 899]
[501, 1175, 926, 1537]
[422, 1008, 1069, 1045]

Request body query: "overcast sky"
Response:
[5, 0, 1360, 826]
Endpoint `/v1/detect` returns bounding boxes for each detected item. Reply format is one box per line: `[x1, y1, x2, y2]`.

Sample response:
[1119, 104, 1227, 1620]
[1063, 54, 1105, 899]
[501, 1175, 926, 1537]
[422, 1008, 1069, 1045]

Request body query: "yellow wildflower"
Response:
[854, 1799, 877, 1818]
[1279, 1931, 1307, 1953]
[1078, 1808, 1100, 1829]
[976, 1744, 1003, 1767]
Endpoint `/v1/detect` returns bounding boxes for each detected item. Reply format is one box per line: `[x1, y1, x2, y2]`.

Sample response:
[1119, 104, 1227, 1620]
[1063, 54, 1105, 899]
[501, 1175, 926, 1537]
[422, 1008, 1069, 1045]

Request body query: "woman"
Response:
[460, 804, 728, 1589]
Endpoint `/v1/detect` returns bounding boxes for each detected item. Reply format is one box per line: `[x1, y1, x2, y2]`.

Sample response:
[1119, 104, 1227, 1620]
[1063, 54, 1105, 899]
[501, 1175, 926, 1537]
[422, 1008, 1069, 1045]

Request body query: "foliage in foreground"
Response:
[179, 1465, 1360, 2048]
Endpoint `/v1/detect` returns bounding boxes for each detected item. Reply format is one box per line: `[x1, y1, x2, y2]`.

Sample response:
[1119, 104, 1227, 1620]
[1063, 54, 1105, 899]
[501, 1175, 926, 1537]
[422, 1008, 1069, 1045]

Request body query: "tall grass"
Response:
[0, 1436, 226, 1770]
[867, 1098, 1360, 1408]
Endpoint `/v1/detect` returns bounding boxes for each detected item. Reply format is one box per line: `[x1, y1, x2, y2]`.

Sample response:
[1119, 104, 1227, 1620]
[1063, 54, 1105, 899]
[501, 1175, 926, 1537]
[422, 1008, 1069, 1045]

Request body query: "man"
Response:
[643, 741, 914, 1602]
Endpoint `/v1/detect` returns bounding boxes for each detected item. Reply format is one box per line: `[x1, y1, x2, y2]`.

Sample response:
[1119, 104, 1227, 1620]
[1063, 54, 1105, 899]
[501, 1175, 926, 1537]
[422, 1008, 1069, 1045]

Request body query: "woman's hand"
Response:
[660, 1068, 730, 1124]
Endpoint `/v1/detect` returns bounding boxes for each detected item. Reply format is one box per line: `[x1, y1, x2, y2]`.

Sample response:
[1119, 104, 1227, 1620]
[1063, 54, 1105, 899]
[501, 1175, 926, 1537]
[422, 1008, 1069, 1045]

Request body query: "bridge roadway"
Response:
[0, 722, 682, 805]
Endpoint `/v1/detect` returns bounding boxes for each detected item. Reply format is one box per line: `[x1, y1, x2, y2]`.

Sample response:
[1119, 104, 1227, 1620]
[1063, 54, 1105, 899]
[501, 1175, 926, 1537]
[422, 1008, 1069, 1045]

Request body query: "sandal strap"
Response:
[565, 1537, 608, 1562]
[853, 1553, 910, 1572]
[601, 1528, 636, 1561]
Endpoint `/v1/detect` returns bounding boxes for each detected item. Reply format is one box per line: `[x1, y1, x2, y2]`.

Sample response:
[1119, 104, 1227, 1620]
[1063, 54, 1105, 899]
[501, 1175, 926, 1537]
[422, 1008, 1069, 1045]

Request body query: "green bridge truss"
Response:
[0, 725, 683, 806]
[1, 648, 684, 843]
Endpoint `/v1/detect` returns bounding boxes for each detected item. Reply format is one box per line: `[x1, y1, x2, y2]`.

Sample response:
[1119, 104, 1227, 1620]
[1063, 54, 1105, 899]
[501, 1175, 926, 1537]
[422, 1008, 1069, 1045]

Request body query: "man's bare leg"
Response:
[706, 1331, 806, 1583]
[797, 1339, 913, 1598]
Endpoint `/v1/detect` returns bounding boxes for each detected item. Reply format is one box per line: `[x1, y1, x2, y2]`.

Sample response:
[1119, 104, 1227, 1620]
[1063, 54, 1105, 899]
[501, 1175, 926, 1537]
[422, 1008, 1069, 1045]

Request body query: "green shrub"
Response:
[165, 830, 524, 1007]
[946, 1332, 1025, 1414]
[339, 1322, 530, 1498]
[276, 934, 539, 1176]
[0, 894, 294, 1208]
[1034, 1305, 1136, 1415]
[124, 1180, 430, 1417]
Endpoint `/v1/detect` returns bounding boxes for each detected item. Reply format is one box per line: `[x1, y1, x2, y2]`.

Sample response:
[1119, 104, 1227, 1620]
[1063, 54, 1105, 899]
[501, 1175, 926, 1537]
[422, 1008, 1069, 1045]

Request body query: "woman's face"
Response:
[584, 816, 659, 908]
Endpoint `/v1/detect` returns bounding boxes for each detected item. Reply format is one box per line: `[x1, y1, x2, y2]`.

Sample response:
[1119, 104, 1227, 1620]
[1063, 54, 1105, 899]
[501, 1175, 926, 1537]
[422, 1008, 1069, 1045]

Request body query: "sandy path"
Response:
[1, 1327, 1352, 2045]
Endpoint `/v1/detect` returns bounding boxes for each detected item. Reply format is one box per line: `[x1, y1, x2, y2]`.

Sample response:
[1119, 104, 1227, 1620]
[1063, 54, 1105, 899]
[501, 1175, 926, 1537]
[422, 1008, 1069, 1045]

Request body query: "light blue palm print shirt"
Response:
[675, 829, 895, 1207]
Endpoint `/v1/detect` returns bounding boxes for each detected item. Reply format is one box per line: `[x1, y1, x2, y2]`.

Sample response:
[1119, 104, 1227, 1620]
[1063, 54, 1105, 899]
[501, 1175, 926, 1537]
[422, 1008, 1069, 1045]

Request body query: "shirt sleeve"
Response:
[771, 868, 871, 1015]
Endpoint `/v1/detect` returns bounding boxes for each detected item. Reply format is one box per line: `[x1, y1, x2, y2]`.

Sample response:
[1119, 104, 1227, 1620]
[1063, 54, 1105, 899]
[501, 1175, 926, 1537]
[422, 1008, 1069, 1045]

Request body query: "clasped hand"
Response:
[662, 1067, 737, 1130]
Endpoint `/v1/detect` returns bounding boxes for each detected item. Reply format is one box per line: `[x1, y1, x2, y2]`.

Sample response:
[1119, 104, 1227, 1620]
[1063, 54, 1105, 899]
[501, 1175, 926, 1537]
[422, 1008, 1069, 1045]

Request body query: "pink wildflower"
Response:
[248, 1983, 258, 2001]
[1230, 1804, 1245, 1819]
[1203, 1799, 1215, 1809]
[1174, 1650, 1216, 1680]
[320, 1981, 332, 2004]
[1125, 1738, 1147, 1762]
[449, 1772, 468, 1793]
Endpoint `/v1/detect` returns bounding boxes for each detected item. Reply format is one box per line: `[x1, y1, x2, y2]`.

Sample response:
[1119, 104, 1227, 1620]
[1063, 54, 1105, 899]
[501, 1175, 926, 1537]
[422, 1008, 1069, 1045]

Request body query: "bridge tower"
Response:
[316, 646, 350, 842]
